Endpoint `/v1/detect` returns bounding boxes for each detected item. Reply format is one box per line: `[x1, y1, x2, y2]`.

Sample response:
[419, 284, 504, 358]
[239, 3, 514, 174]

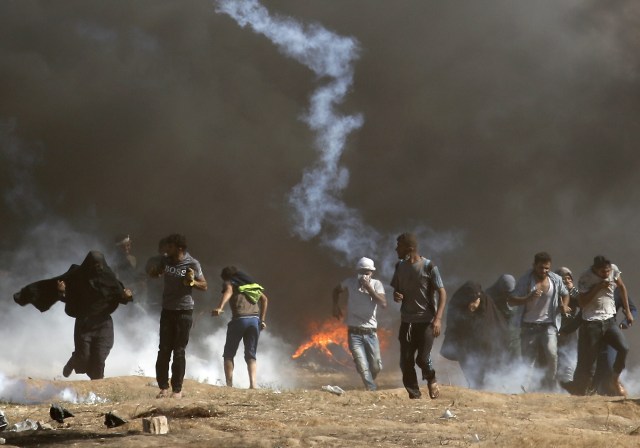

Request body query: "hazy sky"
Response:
[2, 0, 640, 375]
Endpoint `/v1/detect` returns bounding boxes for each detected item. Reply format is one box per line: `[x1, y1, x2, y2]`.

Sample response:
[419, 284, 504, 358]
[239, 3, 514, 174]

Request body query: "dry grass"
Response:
[1, 371, 640, 447]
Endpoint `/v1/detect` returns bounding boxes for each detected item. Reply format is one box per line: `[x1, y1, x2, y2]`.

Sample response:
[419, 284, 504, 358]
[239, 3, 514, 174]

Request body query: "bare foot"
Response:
[428, 380, 440, 399]
[156, 389, 170, 399]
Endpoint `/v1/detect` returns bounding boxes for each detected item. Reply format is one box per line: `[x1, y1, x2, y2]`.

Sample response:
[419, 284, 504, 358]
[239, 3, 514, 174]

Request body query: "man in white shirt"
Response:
[572, 255, 633, 396]
[333, 257, 387, 391]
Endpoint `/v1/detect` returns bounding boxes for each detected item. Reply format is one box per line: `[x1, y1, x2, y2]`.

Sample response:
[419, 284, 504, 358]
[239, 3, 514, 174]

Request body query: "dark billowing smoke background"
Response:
[1, 0, 640, 385]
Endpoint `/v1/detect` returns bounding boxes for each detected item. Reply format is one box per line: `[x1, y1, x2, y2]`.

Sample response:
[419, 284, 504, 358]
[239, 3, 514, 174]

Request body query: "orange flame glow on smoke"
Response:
[292, 319, 391, 364]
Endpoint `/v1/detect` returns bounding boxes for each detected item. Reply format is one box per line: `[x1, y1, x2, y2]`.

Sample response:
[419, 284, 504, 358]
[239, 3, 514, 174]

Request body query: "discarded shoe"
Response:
[321, 385, 345, 396]
[0, 410, 8, 431]
[49, 404, 74, 423]
[104, 412, 127, 428]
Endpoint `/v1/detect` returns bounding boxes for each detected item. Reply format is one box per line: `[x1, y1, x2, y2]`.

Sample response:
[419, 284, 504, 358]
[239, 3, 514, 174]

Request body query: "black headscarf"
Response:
[442, 281, 509, 360]
[14, 251, 127, 318]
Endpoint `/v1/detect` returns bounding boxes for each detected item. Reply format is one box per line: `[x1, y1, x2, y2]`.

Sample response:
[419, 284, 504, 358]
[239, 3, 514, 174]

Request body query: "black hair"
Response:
[593, 255, 611, 269]
[165, 233, 187, 250]
[397, 232, 418, 248]
[534, 252, 552, 265]
[221, 266, 238, 281]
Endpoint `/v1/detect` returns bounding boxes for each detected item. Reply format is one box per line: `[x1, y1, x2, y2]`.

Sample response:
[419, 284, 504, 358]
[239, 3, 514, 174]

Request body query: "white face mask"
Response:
[357, 273, 371, 292]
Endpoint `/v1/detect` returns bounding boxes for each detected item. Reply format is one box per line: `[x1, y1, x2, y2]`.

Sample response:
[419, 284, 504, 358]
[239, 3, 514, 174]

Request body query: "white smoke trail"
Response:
[215, 0, 462, 266]
[215, 0, 381, 262]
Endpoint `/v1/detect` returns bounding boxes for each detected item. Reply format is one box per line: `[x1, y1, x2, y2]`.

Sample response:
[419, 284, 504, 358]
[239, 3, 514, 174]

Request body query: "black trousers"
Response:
[399, 321, 436, 399]
[155, 309, 193, 392]
[70, 314, 114, 380]
[573, 317, 629, 394]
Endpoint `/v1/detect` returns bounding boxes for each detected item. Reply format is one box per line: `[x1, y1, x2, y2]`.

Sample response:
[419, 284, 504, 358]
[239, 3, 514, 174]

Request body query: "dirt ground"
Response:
[1, 368, 640, 448]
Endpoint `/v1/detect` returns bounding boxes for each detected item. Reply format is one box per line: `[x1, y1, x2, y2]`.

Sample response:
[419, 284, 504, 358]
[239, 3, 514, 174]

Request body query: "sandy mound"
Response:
[1, 371, 639, 447]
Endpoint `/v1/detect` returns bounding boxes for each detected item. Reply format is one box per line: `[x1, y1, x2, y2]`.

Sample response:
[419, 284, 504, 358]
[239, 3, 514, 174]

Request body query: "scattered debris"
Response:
[0, 436, 5, 445]
[143, 416, 169, 435]
[7, 419, 38, 432]
[49, 403, 74, 423]
[321, 385, 345, 396]
[439, 409, 456, 419]
[104, 411, 128, 428]
[471, 433, 481, 443]
[37, 421, 54, 430]
[0, 410, 7, 431]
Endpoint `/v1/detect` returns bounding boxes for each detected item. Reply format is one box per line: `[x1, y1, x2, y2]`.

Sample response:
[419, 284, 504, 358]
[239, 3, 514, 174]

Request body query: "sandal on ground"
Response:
[156, 389, 170, 399]
[427, 380, 440, 399]
[612, 379, 627, 398]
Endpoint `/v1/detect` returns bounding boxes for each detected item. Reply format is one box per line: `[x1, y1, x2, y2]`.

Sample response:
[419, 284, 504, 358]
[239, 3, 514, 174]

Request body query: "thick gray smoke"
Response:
[1, 0, 640, 396]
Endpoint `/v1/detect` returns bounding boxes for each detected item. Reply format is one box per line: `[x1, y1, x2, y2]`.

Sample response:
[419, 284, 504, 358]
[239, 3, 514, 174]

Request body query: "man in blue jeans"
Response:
[333, 257, 387, 391]
[509, 252, 569, 391]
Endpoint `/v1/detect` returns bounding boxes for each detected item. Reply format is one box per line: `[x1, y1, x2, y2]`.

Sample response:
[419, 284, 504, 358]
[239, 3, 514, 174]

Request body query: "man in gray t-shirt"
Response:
[150, 234, 207, 399]
[391, 233, 447, 400]
[333, 257, 387, 391]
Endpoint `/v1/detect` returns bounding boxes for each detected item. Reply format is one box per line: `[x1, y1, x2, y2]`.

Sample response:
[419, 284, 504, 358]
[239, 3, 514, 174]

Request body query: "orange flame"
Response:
[292, 319, 348, 360]
[292, 319, 391, 364]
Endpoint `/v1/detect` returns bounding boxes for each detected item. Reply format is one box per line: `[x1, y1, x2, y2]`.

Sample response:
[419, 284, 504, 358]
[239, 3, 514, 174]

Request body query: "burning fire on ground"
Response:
[292, 319, 391, 367]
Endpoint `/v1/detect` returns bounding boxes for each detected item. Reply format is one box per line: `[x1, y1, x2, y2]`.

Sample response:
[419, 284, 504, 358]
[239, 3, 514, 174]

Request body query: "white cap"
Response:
[356, 257, 376, 271]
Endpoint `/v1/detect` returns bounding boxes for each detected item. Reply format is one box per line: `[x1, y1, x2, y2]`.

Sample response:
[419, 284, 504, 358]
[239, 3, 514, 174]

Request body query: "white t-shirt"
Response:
[342, 277, 385, 329]
[522, 279, 554, 324]
[578, 264, 620, 321]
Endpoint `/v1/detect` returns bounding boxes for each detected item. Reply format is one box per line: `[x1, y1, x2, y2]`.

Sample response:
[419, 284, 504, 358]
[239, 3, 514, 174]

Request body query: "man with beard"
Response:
[510, 252, 569, 391]
[391, 232, 447, 399]
[151, 234, 208, 399]
[332, 257, 387, 391]
[572, 256, 633, 396]
[15, 251, 133, 379]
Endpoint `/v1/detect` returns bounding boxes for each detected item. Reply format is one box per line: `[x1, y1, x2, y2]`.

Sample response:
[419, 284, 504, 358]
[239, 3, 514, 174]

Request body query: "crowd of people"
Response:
[14, 233, 269, 399]
[440, 252, 635, 397]
[13, 231, 635, 400]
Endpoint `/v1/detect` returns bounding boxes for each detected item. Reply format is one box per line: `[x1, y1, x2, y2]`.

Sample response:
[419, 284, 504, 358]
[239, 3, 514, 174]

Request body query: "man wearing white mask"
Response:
[332, 257, 387, 391]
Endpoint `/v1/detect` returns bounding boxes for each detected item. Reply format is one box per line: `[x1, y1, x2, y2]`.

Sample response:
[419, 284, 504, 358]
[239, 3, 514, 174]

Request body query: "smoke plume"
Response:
[1, 0, 640, 395]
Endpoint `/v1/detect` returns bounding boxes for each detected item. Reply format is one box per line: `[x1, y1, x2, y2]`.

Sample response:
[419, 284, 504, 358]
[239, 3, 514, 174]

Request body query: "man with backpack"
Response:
[391, 232, 447, 399]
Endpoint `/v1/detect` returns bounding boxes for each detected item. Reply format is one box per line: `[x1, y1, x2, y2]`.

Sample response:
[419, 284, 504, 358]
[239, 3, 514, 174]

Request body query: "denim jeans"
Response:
[155, 309, 193, 392]
[573, 317, 628, 394]
[348, 329, 382, 391]
[223, 316, 261, 362]
[520, 323, 558, 390]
